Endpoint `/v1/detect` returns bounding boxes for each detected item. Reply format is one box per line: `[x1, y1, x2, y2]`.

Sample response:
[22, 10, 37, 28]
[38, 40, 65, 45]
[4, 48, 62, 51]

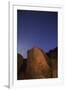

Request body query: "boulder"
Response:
[26, 48, 51, 79]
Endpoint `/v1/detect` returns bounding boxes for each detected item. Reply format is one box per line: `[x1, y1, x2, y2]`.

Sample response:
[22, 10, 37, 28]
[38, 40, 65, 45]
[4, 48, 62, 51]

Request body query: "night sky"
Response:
[17, 10, 58, 58]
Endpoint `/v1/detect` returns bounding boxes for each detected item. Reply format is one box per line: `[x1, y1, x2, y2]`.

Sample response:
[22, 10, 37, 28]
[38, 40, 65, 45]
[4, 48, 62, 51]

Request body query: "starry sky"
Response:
[17, 10, 58, 58]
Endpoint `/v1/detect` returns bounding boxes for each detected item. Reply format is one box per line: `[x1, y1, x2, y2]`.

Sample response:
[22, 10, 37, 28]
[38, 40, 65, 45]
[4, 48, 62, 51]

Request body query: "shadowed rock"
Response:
[47, 47, 58, 78]
[26, 48, 51, 79]
[17, 53, 23, 74]
[17, 53, 27, 80]
[17, 53, 24, 79]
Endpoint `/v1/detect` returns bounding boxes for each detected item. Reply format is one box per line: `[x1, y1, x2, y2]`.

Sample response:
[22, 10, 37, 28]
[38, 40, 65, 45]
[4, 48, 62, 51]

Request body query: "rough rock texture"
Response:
[26, 48, 51, 79]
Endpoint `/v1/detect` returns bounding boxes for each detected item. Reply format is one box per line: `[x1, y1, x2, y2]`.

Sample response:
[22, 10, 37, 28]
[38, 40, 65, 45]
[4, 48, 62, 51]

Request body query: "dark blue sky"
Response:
[17, 10, 58, 58]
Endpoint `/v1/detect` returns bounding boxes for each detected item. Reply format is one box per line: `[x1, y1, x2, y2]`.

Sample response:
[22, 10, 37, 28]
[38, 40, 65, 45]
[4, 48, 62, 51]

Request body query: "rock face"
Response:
[26, 48, 51, 79]
[17, 53, 27, 80]
[17, 53, 23, 74]
[51, 59, 58, 78]
[47, 47, 58, 78]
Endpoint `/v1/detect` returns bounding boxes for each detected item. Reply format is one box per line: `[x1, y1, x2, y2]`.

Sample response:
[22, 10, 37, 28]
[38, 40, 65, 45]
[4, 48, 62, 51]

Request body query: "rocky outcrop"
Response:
[26, 48, 51, 79]
[17, 53, 23, 74]
[17, 47, 58, 80]
[47, 47, 58, 78]
[17, 53, 27, 80]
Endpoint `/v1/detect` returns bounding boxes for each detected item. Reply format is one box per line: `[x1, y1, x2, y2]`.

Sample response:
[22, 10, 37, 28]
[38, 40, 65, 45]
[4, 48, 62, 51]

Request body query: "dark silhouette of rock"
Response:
[26, 48, 51, 79]
[17, 53, 24, 79]
[17, 53, 23, 74]
[47, 47, 58, 78]
[47, 47, 57, 59]
[17, 53, 27, 80]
